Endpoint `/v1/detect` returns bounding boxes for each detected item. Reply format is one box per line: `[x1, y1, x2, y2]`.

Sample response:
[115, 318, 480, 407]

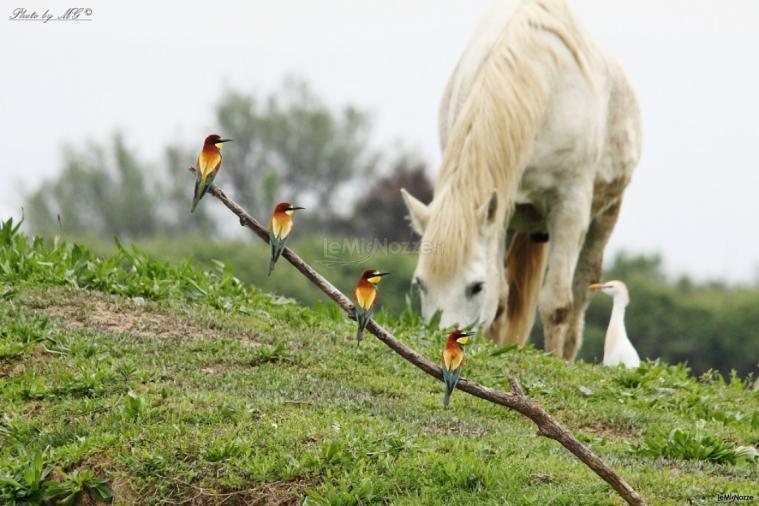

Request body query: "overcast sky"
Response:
[2, 1, 758, 282]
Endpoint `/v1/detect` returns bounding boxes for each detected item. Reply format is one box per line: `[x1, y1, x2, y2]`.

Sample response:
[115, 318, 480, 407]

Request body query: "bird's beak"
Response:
[589, 283, 605, 290]
[287, 206, 305, 211]
[376, 272, 391, 277]
[456, 330, 477, 344]
[218, 139, 233, 143]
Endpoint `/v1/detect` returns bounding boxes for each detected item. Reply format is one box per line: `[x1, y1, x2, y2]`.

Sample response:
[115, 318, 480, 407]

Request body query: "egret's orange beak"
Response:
[589, 283, 605, 290]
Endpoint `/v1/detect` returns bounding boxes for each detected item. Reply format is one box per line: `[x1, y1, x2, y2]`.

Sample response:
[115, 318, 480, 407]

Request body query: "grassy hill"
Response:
[76, 233, 759, 380]
[1, 219, 757, 505]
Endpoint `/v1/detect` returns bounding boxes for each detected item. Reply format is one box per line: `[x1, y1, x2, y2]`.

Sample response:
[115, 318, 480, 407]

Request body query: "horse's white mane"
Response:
[423, 0, 595, 278]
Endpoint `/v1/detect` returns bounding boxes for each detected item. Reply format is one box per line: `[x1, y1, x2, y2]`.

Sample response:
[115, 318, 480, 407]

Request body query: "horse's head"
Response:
[401, 187, 505, 330]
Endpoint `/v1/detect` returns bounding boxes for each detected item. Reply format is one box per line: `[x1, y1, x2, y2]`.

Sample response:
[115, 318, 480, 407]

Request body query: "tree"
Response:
[26, 77, 378, 238]
[161, 144, 215, 234]
[215, 77, 378, 223]
[579, 252, 759, 379]
[349, 154, 433, 243]
[26, 135, 214, 238]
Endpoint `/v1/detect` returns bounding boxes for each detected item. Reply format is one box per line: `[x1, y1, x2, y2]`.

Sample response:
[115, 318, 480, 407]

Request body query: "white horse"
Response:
[401, 0, 640, 359]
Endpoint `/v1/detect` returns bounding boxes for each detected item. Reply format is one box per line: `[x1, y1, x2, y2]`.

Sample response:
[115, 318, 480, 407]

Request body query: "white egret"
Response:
[590, 281, 641, 369]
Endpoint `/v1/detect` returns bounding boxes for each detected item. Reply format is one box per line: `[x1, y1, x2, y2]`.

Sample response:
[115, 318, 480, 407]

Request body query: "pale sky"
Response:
[2, 1, 758, 282]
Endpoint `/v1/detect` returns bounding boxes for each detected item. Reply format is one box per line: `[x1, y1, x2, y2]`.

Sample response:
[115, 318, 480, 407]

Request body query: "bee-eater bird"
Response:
[589, 281, 641, 369]
[191, 134, 232, 213]
[352, 269, 390, 345]
[441, 329, 476, 407]
[268, 202, 304, 276]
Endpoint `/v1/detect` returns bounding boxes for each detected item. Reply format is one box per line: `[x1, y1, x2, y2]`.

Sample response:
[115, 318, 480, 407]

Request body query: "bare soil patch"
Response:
[32, 290, 260, 347]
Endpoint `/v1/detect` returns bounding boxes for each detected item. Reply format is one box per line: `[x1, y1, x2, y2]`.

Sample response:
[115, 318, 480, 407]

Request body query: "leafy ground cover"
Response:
[1, 219, 757, 504]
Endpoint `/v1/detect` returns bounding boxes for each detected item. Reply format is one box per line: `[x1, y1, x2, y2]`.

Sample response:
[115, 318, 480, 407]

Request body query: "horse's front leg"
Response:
[539, 190, 592, 357]
[563, 198, 623, 359]
[485, 231, 511, 346]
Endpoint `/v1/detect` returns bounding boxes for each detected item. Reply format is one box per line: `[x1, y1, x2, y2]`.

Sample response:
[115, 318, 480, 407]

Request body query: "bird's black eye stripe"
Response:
[466, 281, 484, 298]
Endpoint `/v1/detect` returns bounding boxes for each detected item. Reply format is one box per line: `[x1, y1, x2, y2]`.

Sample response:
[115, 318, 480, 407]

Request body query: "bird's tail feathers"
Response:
[356, 325, 364, 346]
[442, 368, 461, 408]
[355, 308, 372, 346]
[443, 387, 453, 407]
[191, 172, 210, 214]
[267, 239, 276, 276]
[268, 237, 286, 276]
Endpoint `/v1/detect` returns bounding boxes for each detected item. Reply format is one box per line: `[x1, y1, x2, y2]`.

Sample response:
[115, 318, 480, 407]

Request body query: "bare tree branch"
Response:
[190, 168, 646, 505]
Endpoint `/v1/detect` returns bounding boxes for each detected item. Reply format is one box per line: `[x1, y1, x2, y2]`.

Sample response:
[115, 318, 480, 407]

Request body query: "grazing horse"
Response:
[401, 0, 640, 359]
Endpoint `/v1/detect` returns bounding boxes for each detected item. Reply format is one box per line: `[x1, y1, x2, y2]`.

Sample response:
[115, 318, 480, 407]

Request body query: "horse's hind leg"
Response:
[563, 199, 622, 360]
[538, 190, 592, 356]
[487, 232, 548, 347]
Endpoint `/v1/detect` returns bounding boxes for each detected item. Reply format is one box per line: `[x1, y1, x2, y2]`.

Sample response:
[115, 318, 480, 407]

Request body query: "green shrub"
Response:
[633, 424, 758, 465]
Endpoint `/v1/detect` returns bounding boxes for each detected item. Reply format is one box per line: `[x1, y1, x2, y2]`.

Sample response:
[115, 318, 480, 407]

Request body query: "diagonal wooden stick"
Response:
[191, 170, 646, 505]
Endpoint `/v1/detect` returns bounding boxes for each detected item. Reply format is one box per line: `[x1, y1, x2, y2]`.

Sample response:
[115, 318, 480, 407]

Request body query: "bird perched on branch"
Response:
[191, 134, 232, 213]
[589, 280, 640, 369]
[441, 329, 475, 407]
[352, 269, 390, 345]
[268, 202, 304, 276]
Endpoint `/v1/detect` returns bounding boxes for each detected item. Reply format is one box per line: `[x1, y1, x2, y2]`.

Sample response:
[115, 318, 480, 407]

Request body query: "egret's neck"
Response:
[605, 296, 627, 354]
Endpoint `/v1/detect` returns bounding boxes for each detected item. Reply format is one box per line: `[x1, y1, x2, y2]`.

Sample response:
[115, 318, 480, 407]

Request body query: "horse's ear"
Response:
[400, 188, 430, 235]
[477, 191, 498, 229]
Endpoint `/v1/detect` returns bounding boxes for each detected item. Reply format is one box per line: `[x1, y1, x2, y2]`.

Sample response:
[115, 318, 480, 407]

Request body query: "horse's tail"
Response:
[504, 232, 548, 346]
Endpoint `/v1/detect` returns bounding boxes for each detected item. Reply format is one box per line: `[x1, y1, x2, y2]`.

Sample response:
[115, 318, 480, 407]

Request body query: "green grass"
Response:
[1, 218, 758, 505]
[79, 233, 420, 316]
[72, 232, 759, 380]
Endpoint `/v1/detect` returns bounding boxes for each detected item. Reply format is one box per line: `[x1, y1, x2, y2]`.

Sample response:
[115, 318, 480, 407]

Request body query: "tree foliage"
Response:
[26, 78, 379, 237]
[579, 253, 759, 378]
[19, 77, 757, 379]
[26, 134, 214, 238]
[349, 154, 433, 243]
[215, 77, 378, 222]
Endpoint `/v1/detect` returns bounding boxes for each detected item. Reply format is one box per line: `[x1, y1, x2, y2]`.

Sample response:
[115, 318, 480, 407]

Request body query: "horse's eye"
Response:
[467, 281, 484, 298]
[414, 277, 426, 293]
